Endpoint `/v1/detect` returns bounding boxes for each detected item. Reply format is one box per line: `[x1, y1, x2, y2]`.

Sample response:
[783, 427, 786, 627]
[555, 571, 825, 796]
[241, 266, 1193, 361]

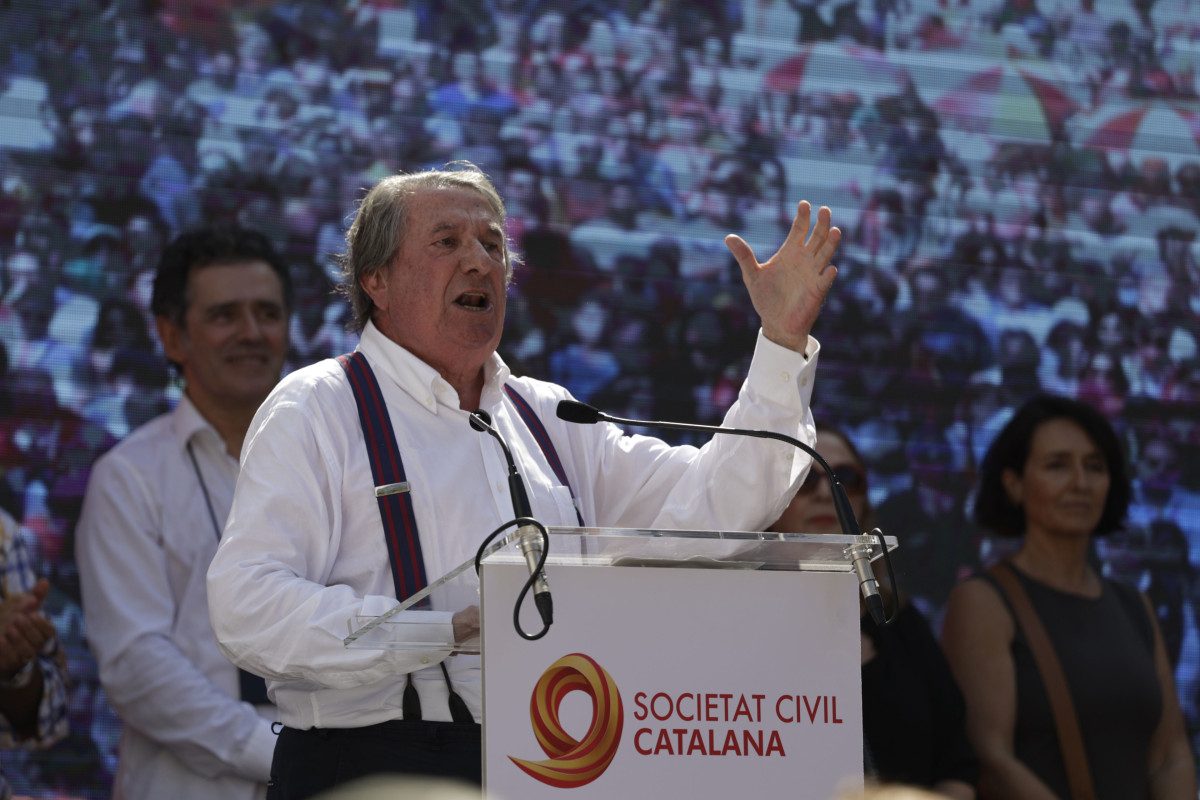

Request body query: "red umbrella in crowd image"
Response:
[1067, 100, 1200, 173]
[919, 58, 1082, 145]
[765, 41, 910, 102]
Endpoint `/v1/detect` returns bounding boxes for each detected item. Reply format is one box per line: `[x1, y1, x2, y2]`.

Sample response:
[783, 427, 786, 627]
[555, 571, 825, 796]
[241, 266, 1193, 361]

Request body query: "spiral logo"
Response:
[509, 653, 624, 788]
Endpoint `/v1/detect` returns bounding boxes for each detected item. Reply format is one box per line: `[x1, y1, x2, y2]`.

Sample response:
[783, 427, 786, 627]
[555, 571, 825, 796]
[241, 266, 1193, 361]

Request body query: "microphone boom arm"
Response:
[469, 409, 554, 639]
[557, 401, 895, 625]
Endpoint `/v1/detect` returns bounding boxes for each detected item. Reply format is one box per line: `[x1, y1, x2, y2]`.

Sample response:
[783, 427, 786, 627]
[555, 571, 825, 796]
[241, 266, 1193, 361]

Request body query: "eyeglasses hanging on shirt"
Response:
[187, 441, 271, 705]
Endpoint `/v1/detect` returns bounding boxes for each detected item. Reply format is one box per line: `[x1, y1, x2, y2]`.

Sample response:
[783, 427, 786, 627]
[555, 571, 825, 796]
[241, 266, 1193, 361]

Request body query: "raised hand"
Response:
[725, 201, 841, 352]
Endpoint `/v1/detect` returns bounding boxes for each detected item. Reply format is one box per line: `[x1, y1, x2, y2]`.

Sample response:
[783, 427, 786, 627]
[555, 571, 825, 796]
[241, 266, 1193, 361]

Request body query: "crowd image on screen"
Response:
[0, 0, 1199, 794]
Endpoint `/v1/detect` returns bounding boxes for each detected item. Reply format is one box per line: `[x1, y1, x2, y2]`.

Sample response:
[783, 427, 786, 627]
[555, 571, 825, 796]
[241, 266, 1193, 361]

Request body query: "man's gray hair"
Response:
[338, 162, 518, 332]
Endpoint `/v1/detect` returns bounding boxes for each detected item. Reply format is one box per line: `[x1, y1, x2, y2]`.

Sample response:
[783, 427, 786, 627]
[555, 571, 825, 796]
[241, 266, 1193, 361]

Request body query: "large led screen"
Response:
[0, 0, 1197, 795]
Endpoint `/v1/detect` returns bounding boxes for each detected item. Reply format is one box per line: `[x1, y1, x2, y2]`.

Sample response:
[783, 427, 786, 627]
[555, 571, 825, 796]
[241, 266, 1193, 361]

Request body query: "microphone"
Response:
[469, 409, 553, 628]
[555, 400, 890, 625]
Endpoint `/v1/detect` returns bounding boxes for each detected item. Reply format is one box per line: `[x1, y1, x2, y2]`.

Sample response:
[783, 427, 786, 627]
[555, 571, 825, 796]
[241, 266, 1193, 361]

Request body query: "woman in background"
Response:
[770, 424, 978, 799]
[940, 394, 1194, 799]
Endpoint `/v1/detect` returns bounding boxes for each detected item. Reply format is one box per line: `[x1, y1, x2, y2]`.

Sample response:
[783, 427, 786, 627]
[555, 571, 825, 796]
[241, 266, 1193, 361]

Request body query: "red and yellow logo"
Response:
[509, 653, 624, 788]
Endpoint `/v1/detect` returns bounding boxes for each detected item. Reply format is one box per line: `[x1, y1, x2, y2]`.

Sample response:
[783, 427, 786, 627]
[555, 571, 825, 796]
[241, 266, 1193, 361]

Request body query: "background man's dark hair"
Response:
[151, 225, 294, 329]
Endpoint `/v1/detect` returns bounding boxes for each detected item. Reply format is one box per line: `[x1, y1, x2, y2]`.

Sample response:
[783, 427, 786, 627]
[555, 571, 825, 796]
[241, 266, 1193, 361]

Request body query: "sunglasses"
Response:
[797, 465, 867, 495]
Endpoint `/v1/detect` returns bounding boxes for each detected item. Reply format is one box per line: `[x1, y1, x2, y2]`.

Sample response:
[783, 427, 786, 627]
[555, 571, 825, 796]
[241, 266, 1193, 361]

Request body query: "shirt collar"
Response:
[356, 320, 511, 415]
[170, 393, 229, 453]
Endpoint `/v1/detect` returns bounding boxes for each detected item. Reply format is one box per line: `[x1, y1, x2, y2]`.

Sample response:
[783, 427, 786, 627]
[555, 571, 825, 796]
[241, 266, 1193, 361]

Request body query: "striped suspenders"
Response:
[337, 352, 428, 602]
[337, 353, 585, 601]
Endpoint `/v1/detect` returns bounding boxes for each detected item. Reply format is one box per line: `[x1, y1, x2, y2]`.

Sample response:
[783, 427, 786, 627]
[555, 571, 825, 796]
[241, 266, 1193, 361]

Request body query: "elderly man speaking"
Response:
[207, 162, 842, 799]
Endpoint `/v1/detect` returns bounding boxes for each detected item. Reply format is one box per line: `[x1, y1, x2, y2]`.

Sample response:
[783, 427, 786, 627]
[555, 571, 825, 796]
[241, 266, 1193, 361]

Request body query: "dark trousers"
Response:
[266, 720, 482, 800]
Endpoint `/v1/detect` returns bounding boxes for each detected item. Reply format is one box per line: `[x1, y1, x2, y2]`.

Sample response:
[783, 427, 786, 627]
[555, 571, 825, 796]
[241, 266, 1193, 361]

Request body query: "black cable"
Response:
[473, 516, 552, 640]
[868, 526, 898, 623]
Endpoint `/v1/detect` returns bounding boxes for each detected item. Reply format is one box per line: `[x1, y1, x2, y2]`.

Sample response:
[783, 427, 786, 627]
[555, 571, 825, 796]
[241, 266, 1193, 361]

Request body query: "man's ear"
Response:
[156, 316, 187, 366]
[361, 268, 390, 312]
[1001, 468, 1023, 506]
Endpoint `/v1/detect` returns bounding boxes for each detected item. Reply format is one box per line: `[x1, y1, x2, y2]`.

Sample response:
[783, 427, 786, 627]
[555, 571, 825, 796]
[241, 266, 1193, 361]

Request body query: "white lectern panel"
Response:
[481, 562, 863, 800]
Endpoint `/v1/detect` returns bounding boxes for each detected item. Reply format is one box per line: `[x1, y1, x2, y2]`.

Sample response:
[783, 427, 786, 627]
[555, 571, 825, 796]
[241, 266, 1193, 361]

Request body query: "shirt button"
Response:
[425, 396, 434, 407]
[780, 371, 790, 383]
[420, 656, 430, 665]
[495, 482, 504, 493]
[799, 376, 808, 387]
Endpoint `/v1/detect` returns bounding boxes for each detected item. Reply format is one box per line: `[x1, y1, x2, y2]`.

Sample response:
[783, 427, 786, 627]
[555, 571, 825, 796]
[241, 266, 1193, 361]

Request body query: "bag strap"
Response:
[988, 561, 1095, 800]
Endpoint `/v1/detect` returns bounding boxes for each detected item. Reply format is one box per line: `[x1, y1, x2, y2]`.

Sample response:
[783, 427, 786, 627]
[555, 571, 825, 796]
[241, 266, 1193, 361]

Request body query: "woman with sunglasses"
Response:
[769, 424, 978, 799]
[939, 394, 1195, 799]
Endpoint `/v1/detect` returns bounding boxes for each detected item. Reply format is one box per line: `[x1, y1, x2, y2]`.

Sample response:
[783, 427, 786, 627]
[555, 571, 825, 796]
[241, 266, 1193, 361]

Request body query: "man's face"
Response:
[157, 261, 288, 415]
[363, 186, 508, 385]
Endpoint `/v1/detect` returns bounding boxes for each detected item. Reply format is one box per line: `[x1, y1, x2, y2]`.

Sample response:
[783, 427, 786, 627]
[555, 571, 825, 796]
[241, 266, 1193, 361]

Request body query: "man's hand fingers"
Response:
[3, 629, 37, 668]
[790, 200, 813, 244]
[10, 614, 53, 651]
[0, 614, 55, 676]
[27, 616, 56, 646]
[452, 605, 481, 644]
[804, 205, 834, 251]
[29, 578, 50, 606]
[816, 264, 838, 293]
[724, 233, 757, 276]
[815, 225, 843, 269]
[0, 649, 23, 675]
[15, 594, 42, 614]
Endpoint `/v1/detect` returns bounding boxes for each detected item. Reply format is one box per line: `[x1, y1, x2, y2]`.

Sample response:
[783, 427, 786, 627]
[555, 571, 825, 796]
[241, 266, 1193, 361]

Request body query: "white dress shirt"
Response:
[208, 321, 819, 731]
[76, 396, 277, 800]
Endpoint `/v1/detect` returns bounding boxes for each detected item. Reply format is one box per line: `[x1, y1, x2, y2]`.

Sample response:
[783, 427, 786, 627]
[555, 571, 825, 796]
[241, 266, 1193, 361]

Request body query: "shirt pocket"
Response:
[549, 485, 582, 527]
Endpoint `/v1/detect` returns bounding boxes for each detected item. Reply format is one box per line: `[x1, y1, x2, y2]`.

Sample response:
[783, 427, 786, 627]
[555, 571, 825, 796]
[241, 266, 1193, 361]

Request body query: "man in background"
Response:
[77, 226, 291, 799]
[0, 505, 68, 797]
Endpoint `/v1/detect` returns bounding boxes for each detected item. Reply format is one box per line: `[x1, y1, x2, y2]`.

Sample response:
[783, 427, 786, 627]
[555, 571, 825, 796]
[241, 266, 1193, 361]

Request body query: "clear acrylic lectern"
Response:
[343, 526, 897, 653]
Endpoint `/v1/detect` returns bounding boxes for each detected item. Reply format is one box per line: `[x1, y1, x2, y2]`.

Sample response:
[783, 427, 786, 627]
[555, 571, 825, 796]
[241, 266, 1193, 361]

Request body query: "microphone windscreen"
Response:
[469, 409, 492, 431]
[556, 400, 601, 424]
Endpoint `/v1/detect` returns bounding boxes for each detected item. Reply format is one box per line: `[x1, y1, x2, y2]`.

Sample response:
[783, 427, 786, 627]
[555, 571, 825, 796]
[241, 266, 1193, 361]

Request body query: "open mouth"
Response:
[455, 292, 490, 310]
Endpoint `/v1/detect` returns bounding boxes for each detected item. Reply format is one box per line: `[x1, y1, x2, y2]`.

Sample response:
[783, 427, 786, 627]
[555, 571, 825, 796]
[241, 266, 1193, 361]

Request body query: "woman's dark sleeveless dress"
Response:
[982, 565, 1163, 799]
